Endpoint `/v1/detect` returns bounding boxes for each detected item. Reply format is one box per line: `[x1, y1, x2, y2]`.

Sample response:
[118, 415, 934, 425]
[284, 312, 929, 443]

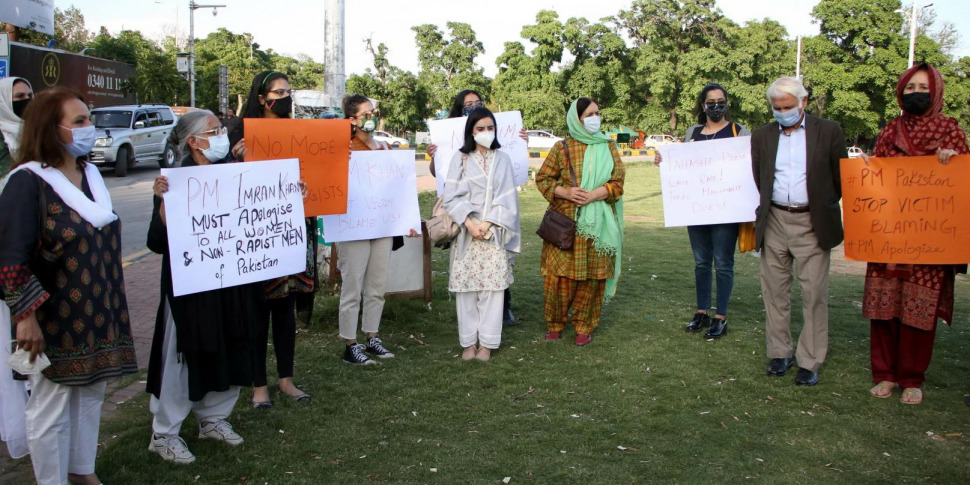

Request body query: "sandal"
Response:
[900, 387, 923, 405]
[461, 346, 477, 361]
[475, 347, 491, 362]
[278, 385, 311, 402]
[869, 381, 897, 399]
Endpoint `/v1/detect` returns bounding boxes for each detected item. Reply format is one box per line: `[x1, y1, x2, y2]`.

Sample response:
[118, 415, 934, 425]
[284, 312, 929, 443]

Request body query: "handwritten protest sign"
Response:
[840, 155, 970, 264]
[429, 110, 529, 195]
[320, 150, 422, 242]
[244, 118, 351, 216]
[162, 159, 308, 296]
[658, 136, 759, 227]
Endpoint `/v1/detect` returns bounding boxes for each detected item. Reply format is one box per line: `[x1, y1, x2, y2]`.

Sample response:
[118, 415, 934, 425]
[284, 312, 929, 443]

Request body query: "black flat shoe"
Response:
[795, 368, 819, 386]
[766, 358, 793, 377]
[278, 385, 311, 402]
[685, 312, 710, 333]
[252, 400, 273, 410]
[704, 318, 727, 339]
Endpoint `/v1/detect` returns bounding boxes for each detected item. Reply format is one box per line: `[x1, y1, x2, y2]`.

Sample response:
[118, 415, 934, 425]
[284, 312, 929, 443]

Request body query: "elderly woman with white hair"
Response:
[145, 110, 262, 464]
[751, 77, 847, 387]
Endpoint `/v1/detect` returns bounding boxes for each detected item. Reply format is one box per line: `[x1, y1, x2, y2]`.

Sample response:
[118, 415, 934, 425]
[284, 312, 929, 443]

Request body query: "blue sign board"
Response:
[0, 59, 7, 78]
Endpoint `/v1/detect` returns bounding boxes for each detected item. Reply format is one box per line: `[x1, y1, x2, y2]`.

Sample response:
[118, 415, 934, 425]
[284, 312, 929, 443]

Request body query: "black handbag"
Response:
[536, 141, 579, 250]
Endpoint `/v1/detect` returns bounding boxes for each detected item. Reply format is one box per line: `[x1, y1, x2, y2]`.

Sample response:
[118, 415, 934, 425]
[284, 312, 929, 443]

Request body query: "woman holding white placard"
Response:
[654, 83, 750, 340]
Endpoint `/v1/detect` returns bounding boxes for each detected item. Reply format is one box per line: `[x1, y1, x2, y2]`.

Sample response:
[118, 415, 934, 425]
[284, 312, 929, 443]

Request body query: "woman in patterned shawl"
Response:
[864, 63, 968, 405]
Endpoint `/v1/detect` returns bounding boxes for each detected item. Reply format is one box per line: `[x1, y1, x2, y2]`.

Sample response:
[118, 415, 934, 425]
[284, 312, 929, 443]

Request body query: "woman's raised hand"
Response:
[938, 148, 958, 164]
[153, 176, 169, 198]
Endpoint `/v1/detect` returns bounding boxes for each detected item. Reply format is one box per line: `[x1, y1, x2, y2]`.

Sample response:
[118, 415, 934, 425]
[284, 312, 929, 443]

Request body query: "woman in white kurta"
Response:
[443, 108, 521, 361]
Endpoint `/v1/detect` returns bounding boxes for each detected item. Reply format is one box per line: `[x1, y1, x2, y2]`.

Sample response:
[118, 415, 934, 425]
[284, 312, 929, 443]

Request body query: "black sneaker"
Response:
[685, 312, 710, 333]
[366, 337, 395, 359]
[343, 343, 377, 365]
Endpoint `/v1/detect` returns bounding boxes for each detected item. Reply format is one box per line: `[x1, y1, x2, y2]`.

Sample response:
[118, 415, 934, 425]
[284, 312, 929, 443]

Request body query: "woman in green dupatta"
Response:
[535, 98, 625, 346]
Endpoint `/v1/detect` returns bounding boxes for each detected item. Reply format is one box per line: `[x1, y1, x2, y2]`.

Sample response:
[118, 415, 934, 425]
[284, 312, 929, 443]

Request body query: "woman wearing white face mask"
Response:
[535, 98, 625, 347]
[443, 107, 521, 361]
[145, 111, 259, 464]
[0, 87, 137, 485]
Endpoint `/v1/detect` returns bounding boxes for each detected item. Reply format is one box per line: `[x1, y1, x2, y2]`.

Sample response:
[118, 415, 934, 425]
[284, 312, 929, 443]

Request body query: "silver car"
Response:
[90, 104, 177, 177]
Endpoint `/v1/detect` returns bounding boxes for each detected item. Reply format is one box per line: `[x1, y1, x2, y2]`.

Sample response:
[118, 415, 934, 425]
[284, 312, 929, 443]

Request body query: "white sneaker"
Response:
[149, 433, 196, 464]
[198, 419, 244, 446]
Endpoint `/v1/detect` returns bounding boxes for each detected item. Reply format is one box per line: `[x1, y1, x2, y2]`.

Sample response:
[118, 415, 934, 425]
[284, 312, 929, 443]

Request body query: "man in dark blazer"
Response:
[751, 77, 847, 386]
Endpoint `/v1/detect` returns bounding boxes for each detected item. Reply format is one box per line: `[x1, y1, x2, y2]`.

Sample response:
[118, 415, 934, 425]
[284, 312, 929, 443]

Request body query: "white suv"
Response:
[90, 104, 177, 177]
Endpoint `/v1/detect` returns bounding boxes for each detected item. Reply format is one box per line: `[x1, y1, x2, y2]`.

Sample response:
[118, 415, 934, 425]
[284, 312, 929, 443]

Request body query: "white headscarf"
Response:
[0, 77, 32, 155]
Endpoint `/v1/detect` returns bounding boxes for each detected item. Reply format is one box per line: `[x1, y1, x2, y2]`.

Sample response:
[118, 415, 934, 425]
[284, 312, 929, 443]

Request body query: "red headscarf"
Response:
[872, 63, 969, 157]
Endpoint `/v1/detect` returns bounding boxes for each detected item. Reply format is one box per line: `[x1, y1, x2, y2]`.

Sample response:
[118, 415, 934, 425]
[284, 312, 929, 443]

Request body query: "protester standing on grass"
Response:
[335, 93, 401, 365]
[428, 89, 526, 326]
[443, 108, 521, 361]
[535, 98, 625, 346]
[0, 87, 137, 485]
[654, 83, 750, 339]
[231, 70, 315, 407]
[751, 77, 846, 386]
[145, 111, 261, 464]
[862, 63, 968, 405]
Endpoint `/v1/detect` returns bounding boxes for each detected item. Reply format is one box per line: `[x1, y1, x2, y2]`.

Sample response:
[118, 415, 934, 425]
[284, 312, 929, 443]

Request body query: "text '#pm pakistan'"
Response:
[186, 171, 306, 276]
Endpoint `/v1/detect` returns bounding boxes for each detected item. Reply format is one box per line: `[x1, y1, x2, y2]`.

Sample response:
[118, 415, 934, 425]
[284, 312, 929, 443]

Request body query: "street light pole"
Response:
[188, 0, 226, 107]
[899, 2, 933, 69]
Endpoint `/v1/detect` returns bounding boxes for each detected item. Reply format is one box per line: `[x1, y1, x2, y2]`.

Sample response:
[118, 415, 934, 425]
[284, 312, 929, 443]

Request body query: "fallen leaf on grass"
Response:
[503, 477, 512, 484]
[526, 470, 534, 478]
[755, 458, 764, 462]
[570, 414, 581, 418]
[699, 411, 710, 415]
[617, 445, 639, 452]
[945, 433, 963, 439]
[514, 387, 534, 400]
[824, 463, 843, 472]
[925, 431, 945, 442]
[883, 452, 891, 457]
[429, 468, 437, 473]
[560, 450, 567, 454]
[720, 421, 727, 429]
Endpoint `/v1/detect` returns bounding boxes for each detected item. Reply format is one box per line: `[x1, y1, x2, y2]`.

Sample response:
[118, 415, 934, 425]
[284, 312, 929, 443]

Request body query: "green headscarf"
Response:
[565, 99, 624, 299]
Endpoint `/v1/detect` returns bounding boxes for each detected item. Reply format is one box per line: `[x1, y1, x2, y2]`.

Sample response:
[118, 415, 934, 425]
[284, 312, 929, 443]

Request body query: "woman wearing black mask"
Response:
[862, 63, 968, 405]
[0, 77, 33, 183]
[229, 71, 315, 408]
[654, 83, 750, 339]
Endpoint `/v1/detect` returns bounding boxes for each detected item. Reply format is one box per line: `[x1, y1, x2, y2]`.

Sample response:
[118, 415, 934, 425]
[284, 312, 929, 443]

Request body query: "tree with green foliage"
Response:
[88, 29, 185, 105]
[346, 39, 433, 135]
[412, 22, 490, 113]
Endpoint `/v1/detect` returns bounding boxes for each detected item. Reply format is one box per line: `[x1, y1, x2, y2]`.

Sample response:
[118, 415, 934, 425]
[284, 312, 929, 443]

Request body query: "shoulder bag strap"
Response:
[732, 122, 738, 137]
[562, 138, 577, 187]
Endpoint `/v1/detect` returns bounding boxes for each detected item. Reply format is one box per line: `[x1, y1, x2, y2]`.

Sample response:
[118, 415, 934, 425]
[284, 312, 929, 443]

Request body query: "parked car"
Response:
[374, 130, 409, 148]
[847, 146, 865, 158]
[526, 130, 563, 149]
[644, 134, 677, 151]
[90, 104, 177, 176]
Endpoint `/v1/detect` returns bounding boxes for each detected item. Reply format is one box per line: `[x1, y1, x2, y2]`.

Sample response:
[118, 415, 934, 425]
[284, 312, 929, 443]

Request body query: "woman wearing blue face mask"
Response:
[654, 84, 751, 339]
[0, 87, 137, 485]
[535, 98, 625, 346]
[145, 111, 258, 464]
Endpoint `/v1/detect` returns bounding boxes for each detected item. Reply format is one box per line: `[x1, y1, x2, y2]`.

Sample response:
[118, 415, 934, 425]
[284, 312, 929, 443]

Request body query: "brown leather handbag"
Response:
[536, 141, 579, 250]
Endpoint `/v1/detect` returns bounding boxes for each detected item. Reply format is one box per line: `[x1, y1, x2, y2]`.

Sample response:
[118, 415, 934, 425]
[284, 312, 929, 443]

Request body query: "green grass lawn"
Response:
[26, 163, 970, 483]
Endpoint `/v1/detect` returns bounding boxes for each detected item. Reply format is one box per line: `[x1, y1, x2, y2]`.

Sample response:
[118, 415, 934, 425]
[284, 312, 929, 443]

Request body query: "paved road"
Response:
[100, 164, 158, 259]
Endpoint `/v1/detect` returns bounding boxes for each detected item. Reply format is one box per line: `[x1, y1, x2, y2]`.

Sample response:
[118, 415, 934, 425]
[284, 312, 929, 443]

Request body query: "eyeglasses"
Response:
[705, 101, 727, 109]
[356, 109, 380, 119]
[266, 88, 293, 97]
[463, 100, 484, 109]
[198, 126, 228, 137]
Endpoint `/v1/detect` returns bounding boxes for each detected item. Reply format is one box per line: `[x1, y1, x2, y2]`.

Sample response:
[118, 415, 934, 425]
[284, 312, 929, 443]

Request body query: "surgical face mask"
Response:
[705, 103, 727, 122]
[60, 124, 96, 157]
[200, 133, 230, 162]
[901, 92, 931, 115]
[359, 119, 376, 133]
[583, 115, 601, 134]
[474, 131, 495, 148]
[12, 98, 31, 119]
[266, 95, 292, 118]
[772, 108, 802, 128]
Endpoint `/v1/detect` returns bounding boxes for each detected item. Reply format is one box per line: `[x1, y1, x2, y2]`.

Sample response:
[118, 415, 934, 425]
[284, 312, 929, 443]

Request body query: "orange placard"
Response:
[840, 155, 970, 264]
[244, 119, 351, 216]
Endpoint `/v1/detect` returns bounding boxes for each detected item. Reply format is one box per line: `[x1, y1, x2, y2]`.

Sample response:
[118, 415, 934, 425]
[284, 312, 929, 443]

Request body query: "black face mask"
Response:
[265, 95, 292, 118]
[901, 92, 931, 115]
[704, 103, 727, 122]
[12, 98, 31, 119]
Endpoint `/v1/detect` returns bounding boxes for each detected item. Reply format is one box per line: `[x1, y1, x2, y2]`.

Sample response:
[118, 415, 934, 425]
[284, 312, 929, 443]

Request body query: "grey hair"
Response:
[766, 77, 808, 102]
[166, 110, 215, 162]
